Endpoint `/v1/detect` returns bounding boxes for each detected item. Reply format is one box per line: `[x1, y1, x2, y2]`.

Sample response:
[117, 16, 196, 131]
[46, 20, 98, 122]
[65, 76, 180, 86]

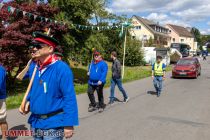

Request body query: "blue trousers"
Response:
[153, 76, 163, 95]
[110, 78, 128, 101]
[32, 127, 64, 140]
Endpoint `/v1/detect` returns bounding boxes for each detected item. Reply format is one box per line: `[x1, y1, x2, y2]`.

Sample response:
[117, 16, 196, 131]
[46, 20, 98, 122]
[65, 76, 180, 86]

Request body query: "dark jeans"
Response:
[87, 84, 105, 108]
[110, 78, 128, 101]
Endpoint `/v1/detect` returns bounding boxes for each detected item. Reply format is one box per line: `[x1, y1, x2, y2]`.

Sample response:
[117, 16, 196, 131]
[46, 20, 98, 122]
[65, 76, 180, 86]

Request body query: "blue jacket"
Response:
[27, 61, 79, 129]
[0, 65, 6, 99]
[88, 60, 108, 85]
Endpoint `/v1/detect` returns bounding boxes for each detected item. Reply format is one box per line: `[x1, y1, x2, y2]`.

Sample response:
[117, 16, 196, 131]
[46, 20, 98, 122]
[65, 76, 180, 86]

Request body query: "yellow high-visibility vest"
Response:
[154, 62, 164, 76]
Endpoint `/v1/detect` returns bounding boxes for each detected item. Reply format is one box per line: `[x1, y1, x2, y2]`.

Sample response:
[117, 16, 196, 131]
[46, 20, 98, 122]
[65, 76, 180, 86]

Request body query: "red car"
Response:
[172, 57, 201, 78]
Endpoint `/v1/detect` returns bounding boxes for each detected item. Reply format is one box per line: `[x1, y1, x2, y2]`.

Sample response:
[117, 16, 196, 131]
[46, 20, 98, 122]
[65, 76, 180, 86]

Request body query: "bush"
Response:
[118, 36, 145, 66]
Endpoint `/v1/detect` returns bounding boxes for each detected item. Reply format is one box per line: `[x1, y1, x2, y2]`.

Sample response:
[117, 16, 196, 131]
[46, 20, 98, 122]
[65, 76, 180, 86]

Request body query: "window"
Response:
[143, 35, 147, 40]
[135, 26, 141, 30]
[173, 38, 175, 42]
[163, 29, 166, 33]
[181, 39, 184, 42]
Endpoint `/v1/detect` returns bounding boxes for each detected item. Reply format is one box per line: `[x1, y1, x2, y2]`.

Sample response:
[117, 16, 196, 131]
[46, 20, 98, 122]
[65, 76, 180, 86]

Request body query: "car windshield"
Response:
[177, 59, 195, 65]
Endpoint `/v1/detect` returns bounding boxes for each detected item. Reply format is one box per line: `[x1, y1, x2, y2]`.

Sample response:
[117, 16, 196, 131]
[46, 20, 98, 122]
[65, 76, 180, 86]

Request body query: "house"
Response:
[131, 15, 170, 47]
[166, 24, 197, 51]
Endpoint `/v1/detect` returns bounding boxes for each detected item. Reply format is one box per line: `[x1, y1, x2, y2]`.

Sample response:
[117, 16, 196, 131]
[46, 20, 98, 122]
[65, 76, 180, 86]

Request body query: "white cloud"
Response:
[165, 0, 208, 11]
[171, 4, 210, 22]
[110, 0, 210, 13]
[200, 29, 210, 35]
[146, 13, 168, 21]
[110, 0, 171, 13]
[108, 0, 210, 33]
[145, 13, 190, 27]
[105, 8, 113, 13]
[109, 0, 210, 22]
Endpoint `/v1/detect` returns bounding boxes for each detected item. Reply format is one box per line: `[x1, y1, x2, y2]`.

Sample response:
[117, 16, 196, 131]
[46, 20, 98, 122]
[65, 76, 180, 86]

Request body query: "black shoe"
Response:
[88, 104, 97, 112]
[98, 104, 106, 113]
[98, 108, 104, 113]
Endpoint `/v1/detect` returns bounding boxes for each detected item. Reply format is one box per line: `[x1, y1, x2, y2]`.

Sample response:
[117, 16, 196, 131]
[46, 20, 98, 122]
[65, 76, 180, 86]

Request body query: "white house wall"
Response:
[166, 25, 196, 51]
[131, 17, 154, 41]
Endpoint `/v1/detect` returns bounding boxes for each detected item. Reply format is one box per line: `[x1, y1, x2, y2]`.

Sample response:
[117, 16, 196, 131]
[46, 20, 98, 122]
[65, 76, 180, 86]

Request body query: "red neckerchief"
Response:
[38, 54, 58, 70]
[94, 57, 103, 64]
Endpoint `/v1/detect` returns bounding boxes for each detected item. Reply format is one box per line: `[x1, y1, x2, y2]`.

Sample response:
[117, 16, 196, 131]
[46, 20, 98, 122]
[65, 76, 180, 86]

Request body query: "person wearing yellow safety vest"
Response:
[152, 56, 166, 97]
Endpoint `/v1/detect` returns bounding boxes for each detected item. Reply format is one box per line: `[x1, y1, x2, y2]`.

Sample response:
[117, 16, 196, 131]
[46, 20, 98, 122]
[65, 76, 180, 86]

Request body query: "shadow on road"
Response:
[9, 124, 28, 131]
[147, 91, 157, 95]
[149, 116, 209, 128]
[113, 97, 123, 102]
[1, 125, 29, 140]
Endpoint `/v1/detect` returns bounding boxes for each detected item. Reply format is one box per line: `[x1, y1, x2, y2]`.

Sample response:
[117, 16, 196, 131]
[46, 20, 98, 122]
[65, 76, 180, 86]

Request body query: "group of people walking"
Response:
[0, 31, 132, 140]
[87, 50, 130, 113]
[0, 31, 168, 140]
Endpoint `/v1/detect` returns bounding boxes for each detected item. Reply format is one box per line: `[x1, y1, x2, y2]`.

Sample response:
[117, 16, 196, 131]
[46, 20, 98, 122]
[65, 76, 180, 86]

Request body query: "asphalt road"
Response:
[6, 57, 210, 140]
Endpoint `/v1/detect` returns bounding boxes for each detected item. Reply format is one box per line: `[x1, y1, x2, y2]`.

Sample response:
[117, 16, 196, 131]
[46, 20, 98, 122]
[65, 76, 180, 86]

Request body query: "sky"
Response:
[107, 0, 210, 35]
[1, 0, 210, 35]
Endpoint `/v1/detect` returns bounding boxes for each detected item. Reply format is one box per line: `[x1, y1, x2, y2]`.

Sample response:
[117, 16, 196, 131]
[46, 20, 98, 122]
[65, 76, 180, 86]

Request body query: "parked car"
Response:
[172, 57, 201, 79]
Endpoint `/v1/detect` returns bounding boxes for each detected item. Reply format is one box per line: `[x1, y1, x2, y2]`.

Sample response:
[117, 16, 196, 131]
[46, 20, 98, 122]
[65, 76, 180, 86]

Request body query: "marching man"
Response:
[109, 51, 129, 104]
[152, 56, 166, 97]
[20, 32, 79, 139]
[0, 65, 8, 140]
[87, 50, 108, 113]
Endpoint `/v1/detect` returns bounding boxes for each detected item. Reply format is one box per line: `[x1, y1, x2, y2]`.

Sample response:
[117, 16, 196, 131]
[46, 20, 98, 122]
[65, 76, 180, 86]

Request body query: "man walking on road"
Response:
[152, 56, 166, 97]
[109, 51, 129, 104]
[0, 65, 8, 140]
[87, 50, 108, 113]
[23, 32, 79, 140]
[202, 50, 207, 60]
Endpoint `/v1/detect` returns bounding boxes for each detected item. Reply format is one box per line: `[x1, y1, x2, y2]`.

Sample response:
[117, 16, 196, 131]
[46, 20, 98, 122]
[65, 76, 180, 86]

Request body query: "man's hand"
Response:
[64, 126, 74, 139]
[163, 76, 166, 81]
[19, 102, 30, 115]
[152, 76, 154, 80]
[97, 81, 102, 85]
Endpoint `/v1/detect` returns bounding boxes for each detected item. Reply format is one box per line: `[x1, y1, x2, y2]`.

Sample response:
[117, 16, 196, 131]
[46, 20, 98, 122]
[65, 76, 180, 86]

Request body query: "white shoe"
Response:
[124, 97, 130, 103]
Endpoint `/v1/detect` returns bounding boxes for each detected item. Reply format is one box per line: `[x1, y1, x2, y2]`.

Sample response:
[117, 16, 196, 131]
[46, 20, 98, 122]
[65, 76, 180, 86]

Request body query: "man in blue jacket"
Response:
[87, 51, 108, 113]
[24, 32, 79, 140]
[0, 65, 8, 140]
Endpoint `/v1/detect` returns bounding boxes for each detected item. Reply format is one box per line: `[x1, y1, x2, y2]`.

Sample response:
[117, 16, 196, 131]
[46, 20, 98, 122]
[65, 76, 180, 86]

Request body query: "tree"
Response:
[117, 35, 145, 66]
[0, 1, 67, 85]
[191, 27, 201, 45]
[200, 35, 210, 44]
[50, 0, 125, 63]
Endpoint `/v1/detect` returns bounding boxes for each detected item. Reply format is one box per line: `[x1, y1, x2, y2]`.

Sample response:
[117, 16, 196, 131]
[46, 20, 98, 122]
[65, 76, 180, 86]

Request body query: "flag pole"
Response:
[122, 27, 127, 79]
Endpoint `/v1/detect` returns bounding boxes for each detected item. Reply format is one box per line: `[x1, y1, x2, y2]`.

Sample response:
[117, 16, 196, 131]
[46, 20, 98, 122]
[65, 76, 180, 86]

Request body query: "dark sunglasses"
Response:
[29, 43, 47, 49]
